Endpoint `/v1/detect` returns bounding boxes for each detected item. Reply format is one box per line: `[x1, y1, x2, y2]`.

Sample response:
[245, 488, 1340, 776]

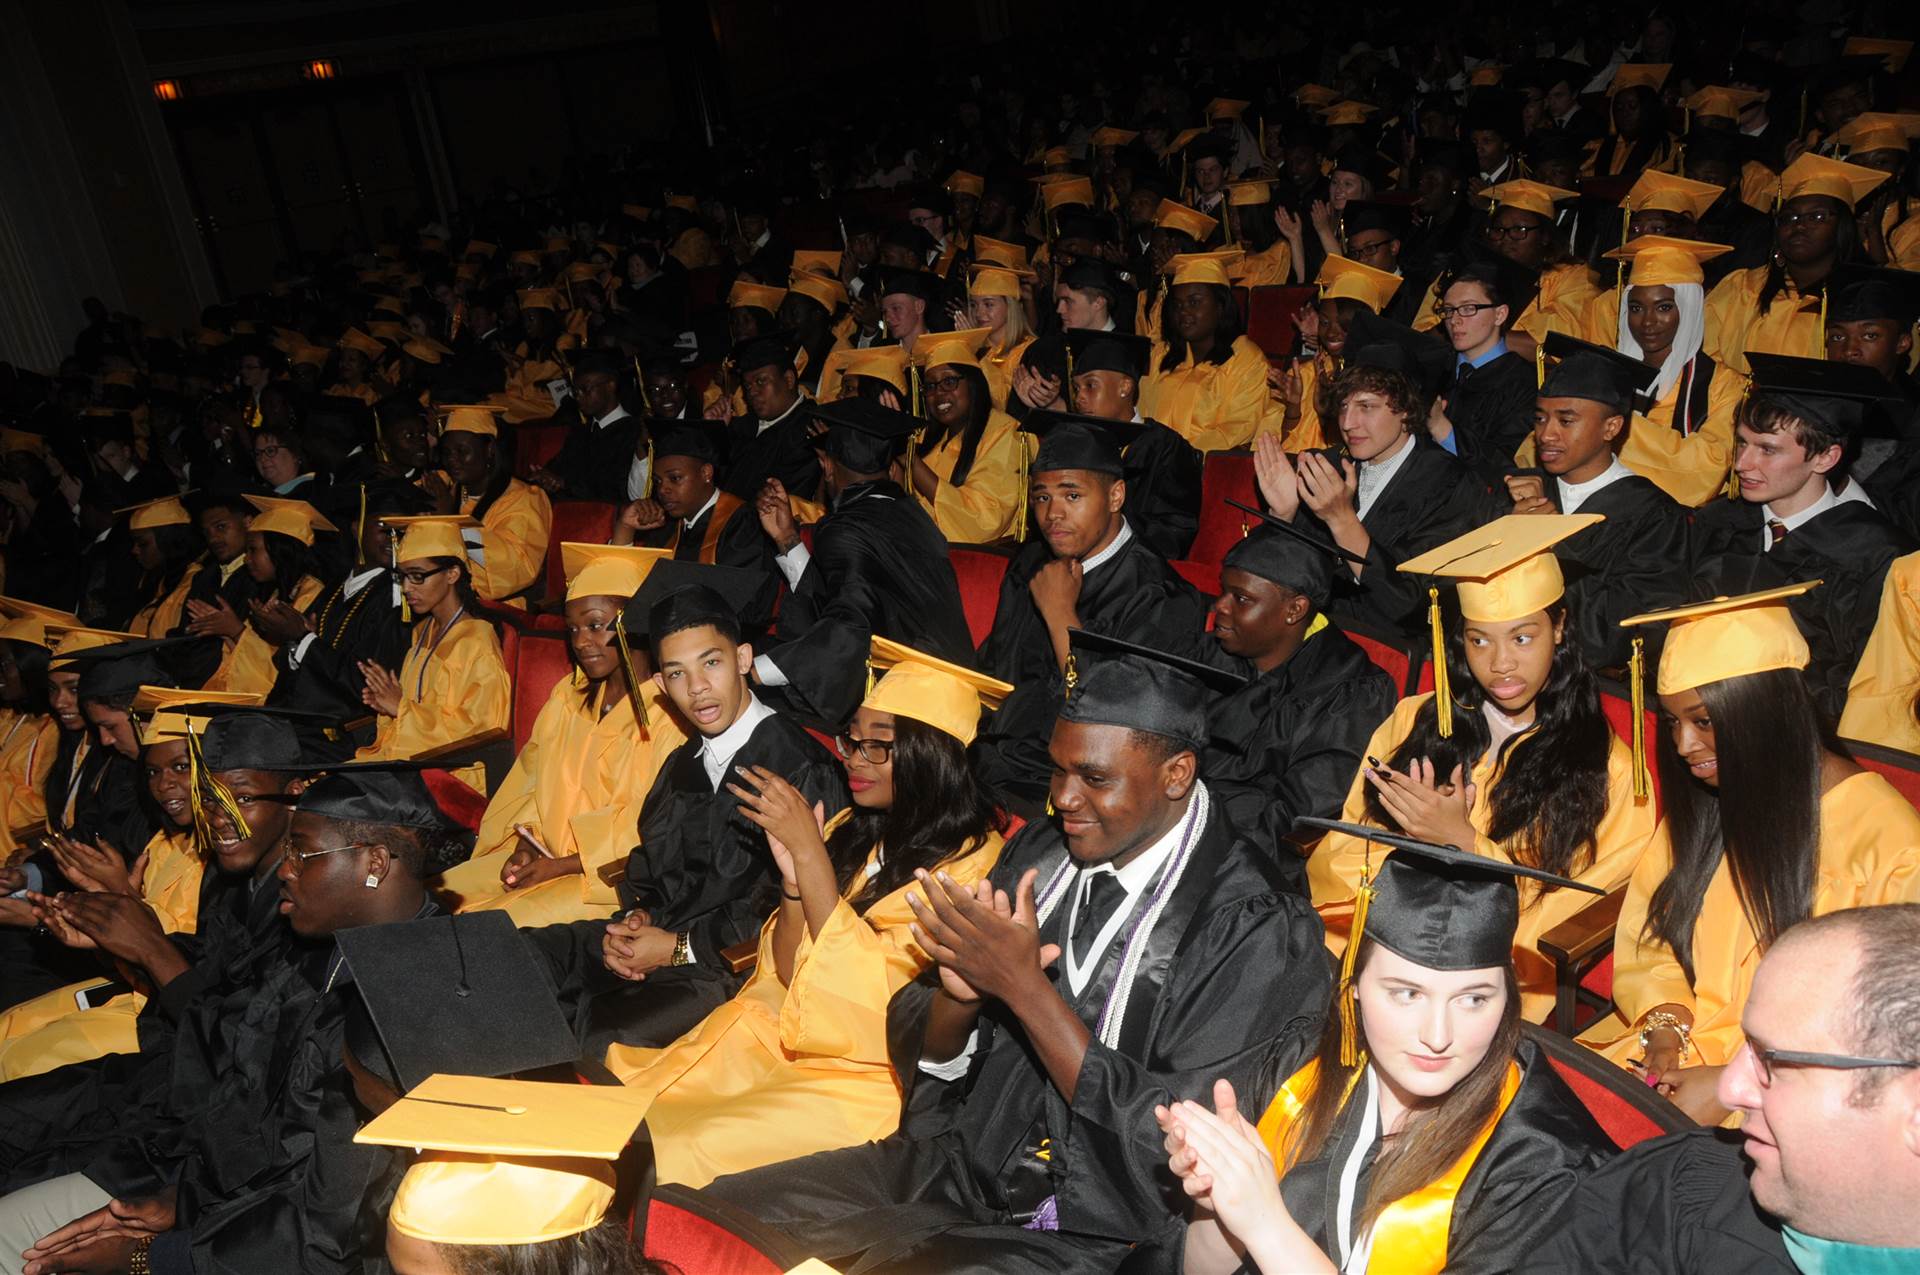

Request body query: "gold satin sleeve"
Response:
[1841, 551, 1920, 756]
[462, 481, 552, 602]
[202, 575, 324, 696]
[1141, 336, 1273, 453]
[0, 714, 57, 852]
[924, 409, 1029, 544]
[359, 619, 511, 791]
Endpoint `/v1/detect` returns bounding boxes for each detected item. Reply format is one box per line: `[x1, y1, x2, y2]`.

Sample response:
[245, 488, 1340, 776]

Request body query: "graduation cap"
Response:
[968, 265, 1026, 300]
[1538, 333, 1660, 415]
[972, 235, 1030, 270]
[824, 345, 910, 396]
[244, 494, 337, 546]
[1622, 582, 1819, 694]
[1682, 85, 1767, 123]
[1342, 308, 1452, 396]
[1154, 199, 1220, 243]
[1340, 201, 1410, 241]
[1062, 329, 1152, 381]
[879, 269, 940, 303]
[560, 542, 668, 603]
[864, 636, 1011, 746]
[337, 911, 580, 1093]
[383, 515, 480, 563]
[1091, 126, 1140, 149]
[808, 396, 918, 471]
[1058, 629, 1244, 751]
[1607, 63, 1670, 96]
[1184, 133, 1234, 166]
[731, 334, 794, 376]
[1166, 251, 1242, 288]
[1327, 144, 1389, 188]
[1222, 499, 1363, 608]
[1746, 352, 1906, 437]
[357, 1075, 647, 1246]
[1319, 100, 1380, 129]
[64, 638, 191, 700]
[46, 625, 141, 665]
[1021, 410, 1148, 476]
[788, 271, 849, 314]
[913, 327, 991, 371]
[1039, 177, 1097, 213]
[1828, 263, 1920, 327]
[1482, 179, 1577, 221]
[1057, 258, 1132, 306]
[1316, 254, 1402, 313]
[1842, 36, 1913, 74]
[651, 421, 727, 466]
[623, 558, 770, 642]
[1776, 153, 1889, 207]
[439, 404, 502, 438]
[726, 280, 787, 315]
[118, 496, 191, 532]
[128, 686, 261, 748]
[1828, 112, 1920, 156]
[1620, 170, 1723, 221]
[1602, 234, 1733, 288]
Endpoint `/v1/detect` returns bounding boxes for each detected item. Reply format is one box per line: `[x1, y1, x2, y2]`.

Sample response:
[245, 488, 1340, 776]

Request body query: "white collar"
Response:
[595, 404, 632, 431]
[1766, 481, 1840, 535]
[757, 395, 804, 433]
[341, 566, 385, 598]
[1835, 476, 1876, 510]
[682, 488, 720, 531]
[1079, 519, 1133, 572]
[698, 693, 776, 785]
[1555, 456, 1633, 513]
[1062, 785, 1202, 994]
[1355, 433, 1416, 519]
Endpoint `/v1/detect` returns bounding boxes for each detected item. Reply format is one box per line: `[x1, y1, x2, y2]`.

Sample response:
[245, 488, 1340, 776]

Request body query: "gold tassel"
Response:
[865, 659, 877, 699]
[1617, 200, 1631, 297]
[1535, 341, 1546, 389]
[1064, 342, 1076, 412]
[1629, 636, 1650, 799]
[1815, 286, 1827, 356]
[355, 485, 367, 568]
[635, 358, 652, 416]
[614, 623, 648, 739]
[392, 532, 410, 624]
[909, 364, 923, 419]
[1064, 651, 1080, 699]
[1337, 870, 1375, 1066]
[1429, 586, 1452, 738]
[642, 434, 655, 498]
[1014, 429, 1031, 542]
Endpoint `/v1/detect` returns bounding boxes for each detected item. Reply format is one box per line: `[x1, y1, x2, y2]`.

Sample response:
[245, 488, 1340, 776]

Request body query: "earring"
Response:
[364, 873, 381, 889]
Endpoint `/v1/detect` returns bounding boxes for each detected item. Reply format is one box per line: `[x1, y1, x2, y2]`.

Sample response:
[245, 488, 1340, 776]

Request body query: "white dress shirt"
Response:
[1555, 456, 1633, 514]
[287, 567, 389, 668]
[697, 695, 777, 792]
[1060, 788, 1198, 995]
[1764, 482, 1841, 550]
[1355, 433, 1417, 521]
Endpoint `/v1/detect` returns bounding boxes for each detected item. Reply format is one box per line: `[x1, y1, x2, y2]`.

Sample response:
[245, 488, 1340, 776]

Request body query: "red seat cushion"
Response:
[421, 769, 489, 831]
[1545, 1055, 1670, 1150]
[1246, 284, 1316, 359]
[1857, 752, 1920, 811]
[948, 548, 1009, 648]
[1189, 453, 1260, 567]
[1581, 951, 1615, 1001]
[640, 1199, 785, 1275]
[1342, 628, 1413, 697]
[508, 628, 575, 753]
[542, 501, 619, 602]
[1598, 689, 1663, 810]
[513, 421, 570, 479]
[1170, 559, 1221, 597]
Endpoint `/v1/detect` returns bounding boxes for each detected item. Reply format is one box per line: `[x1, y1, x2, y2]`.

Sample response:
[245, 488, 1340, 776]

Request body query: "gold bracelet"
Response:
[129, 1235, 154, 1275]
[670, 931, 693, 966]
[1637, 1010, 1692, 1063]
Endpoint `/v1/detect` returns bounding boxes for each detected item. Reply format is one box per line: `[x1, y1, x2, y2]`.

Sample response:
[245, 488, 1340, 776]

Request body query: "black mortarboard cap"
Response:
[624, 558, 770, 639]
[1021, 410, 1149, 476]
[1329, 145, 1388, 187]
[190, 705, 315, 771]
[1055, 211, 1115, 245]
[360, 478, 435, 519]
[1344, 308, 1453, 396]
[1339, 201, 1410, 240]
[292, 762, 469, 831]
[1445, 238, 1542, 315]
[67, 639, 193, 700]
[1062, 329, 1152, 379]
[337, 911, 579, 1092]
[808, 396, 919, 471]
[1186, 133, 1234, 165]
[1828, 263, 1920, 327]
[1057, 258, 1132, 303]
[1747, 352, 1906, 438]
[1058, 629, 1245, 750]
[1464, 90, 1524, 142]
[81, 412, 136, 445]
[1295, 816, 1603, 970]
[1539, 332, 1660, 415]
[652, 421, 726, 466]
[1523, 130, 1588, 170]
[1221, 504, 1355, 610]
[732, 335, 794, 375]
[879, 269, 940, 302]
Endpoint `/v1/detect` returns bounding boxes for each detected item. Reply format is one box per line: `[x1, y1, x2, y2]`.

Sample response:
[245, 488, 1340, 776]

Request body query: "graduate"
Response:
[530, 349, 650, 504]
[1572, 170, 1726, 346]
[752, 397, 974, 729]
[440, 543, 688, 927]
[1271, 254, 1404, 453]
[1832, 264, 1920, 539]
[1841, 548, 1920, 753]
[0, 605, 66, 858]
[1477, 180, 1597, 355]
[1582, 586, 1920, 1124]
[179, 489, 259, 640]
[967, 263, 1037, 412]
[1061, 328, 1203, 560]
[1688, 354, 1914, 719]
[971, 412, 1207, 813]
[697, 631, 1332, 1274]
[1502, 334, 1691, 668]
[354, 515, 510, 793]
[902, 328, 1029, 544]
[1308, 518, 1657, 1022]
[1192, 508, 1397, 878]
[199, 495, 332, 696]
[604, 637, 1010, 1186]
[1425, 250, 1541, 479]
[1141, 251, 1272, 452]
[720, 334, 823, 502]
[1136, 827, 1616, 1274]
[1583, 63, 1681, 178]
[427, 404, 553, 606]
[120, 499, 203, 640]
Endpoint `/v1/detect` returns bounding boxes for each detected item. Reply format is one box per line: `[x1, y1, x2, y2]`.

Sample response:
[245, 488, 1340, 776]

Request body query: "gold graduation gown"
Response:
[440, 676, 688, 926]
[324, 383, 381, 407]
[0, 827, 203, 1081]
[1583, 770, 1920, 1067]
[1275, 353, 1337, 452]
[0, 711, 57, 854]
[1307, 694, 1656, 1023]
[915, 409, 1029, 544]
[200, 575, 324, 696]
[1140, 335, 1273, 453]
[605, 828, 1003, 1188]
[489, 343, 569, 423]
[979, 335, 1036, 413]
[1840, 551, 1920, 755]
[460, 480, 554, 603]
[1703, 266, 1825, 375]
[357, 614, 510, 793]
[1226, 239, 1294, 289]
[1511, 263, 1600, 348]
[129, 563, 203, 639]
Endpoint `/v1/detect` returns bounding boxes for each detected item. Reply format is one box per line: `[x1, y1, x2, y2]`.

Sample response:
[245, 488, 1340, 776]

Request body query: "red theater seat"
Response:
[1246, 284, 1315, 359]
[685, 266, 731, 313]
[503, 625, 575, 753]
[542, 501, 619, 602]
[513, 420, 569, 478]
[1341, 624, 1418, 696]
[637, 1184, 800, 1274]
[1596, 679, 1663, 811]
[1190, 453, 1260, 567]
[1171, 558, 1221, 597]
[948, 547, 1010, 647]
[1525, 1026, 1692, 1147]
[1848, 738, 1920, 812]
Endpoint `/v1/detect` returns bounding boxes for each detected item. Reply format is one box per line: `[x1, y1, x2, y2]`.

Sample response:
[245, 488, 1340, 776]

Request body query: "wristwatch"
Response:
[670, 931, 694, 966]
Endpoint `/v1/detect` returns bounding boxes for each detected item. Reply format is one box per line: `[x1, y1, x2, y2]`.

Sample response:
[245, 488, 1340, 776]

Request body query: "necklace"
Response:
[411, 606, 466, 701]
[313, 579, 375, 649]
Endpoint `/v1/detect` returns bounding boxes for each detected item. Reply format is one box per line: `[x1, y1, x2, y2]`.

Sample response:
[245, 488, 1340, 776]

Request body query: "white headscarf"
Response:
[1616, 281, 1705, 404]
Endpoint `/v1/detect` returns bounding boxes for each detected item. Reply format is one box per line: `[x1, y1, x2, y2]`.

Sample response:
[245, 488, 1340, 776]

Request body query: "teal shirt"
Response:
[1784, 1227, 1920, 1274]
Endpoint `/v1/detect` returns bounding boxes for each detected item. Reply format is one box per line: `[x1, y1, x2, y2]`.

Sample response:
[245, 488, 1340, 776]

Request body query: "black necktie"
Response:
[1071, 872, 1125, 965]
[1452, 359, 1471, 397]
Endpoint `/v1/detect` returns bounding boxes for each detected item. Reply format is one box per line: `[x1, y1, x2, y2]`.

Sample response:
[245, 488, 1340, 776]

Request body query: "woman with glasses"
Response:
[901, 330, 1028, 544]
[1704, 154, 1887, 375]
[200, 496, 332, 696]
[600, 637, 1008, 1188]
[354, 515, 509, 793]
[1477, 180, 1596, 358]
[1581, 589, 1920, 1125]
[440, 544, 687, 926]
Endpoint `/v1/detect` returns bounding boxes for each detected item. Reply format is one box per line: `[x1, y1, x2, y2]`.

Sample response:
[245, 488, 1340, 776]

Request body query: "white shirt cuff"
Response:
[752, 653, 790, 688]
[461, 529, 487, 565]
[918, 1026, 980, 1081]
[774, 542, 810, 591]
[286, 633, 317, 669]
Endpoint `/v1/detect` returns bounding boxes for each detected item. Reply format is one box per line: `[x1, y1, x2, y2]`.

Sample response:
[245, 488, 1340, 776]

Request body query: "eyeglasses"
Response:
[1775, 208, 1837, 227]
[1484, 224, 1541, 241]
[1435, 302, 1494, 321]
[1749, 1043, 1920, 1088]
[835, 733, 894, 764]
[253, 444, 288, 460]
[392, 565, 453, 587]
[923, 374, 967, 394]
[1346, 236, 1396, 258]
[281, 842, 370, 875]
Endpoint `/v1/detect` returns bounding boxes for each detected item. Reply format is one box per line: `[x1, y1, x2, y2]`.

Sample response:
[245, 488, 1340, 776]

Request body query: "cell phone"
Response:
[74, 980, 130, 1012]
[513, 824, 555, 859]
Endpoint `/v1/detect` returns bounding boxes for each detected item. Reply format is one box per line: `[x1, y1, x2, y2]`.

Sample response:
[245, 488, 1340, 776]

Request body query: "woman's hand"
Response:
[1161, 1080, 1324, 1270]
[1273, 205, 1304, 245]
[1363, 757, 1479, 849]
[248, 599, 313, 646]
[1251, 434, 1301, 522]
[358, 661, 402, 717]
[419, 470, 457, 514]
[184, 597, 244, 641]
[725, 765, 828, 885]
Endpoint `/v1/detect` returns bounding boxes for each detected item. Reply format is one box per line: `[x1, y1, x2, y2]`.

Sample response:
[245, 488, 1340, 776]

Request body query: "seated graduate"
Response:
[1134, 831, 1617, 1274]
[1570, 169, 1727, 345]
[120, 499, 203, 641]
[428, 405, 553, 606]
[260, 480, 428, 759]
[1688, 355, 1915, 719]
[966, 263, 1037, 412]
[1063, 328, 1204, 562]
[751, 397, 975, 729]
[439, 544, 687, 927]
[355, 1078, 662, 1275]
[1423, 248, 1543, 481]
[696, 631, 1331, 1274]
[0, 606, 64, 859]
[1267, 253, 1404, 453]
[1841, 548, 1920, 753]
[1475, 180, 1595, 357]
[1833, 264, 1920, 540]
[901, 328, 1029, 545]
[1501, 334, 1691, 669]
[1525, 905, 1920, 1275]
[1192, 507, 1397, 877]
[1140, 251, 1272, 453]
[528, 348, 650, 504]
[525, 560, 848, 1055]
[972, 412, 1207, 814]
[199, 496, 333, 696]
[0, 763, 463, 1275]
[1252, 317, 1482, 643]
[179, 489, 258, 637]
[720, 335, 822, 502]
[1309, 519, 1657, 1023]
[354, 516, 510, 794]
[1580, 587, 1920, 1124]
[605, 637, 1010, 1187]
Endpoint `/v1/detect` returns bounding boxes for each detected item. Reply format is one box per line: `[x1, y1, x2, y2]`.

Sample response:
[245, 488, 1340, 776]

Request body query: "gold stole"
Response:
[667, 492, 745, 565]
[1255, 1058, 1523, 1274]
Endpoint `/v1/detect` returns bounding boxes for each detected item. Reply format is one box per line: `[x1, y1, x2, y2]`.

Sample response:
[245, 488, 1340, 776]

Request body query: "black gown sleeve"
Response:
[764, 519, 899, 726]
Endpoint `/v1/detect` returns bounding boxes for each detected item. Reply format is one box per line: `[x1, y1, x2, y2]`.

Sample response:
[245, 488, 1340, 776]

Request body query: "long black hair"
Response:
[1645, 668, 1826, 981]
[136, 522, 204, 603]
[416, 554, 482, 616]
[1157, 282, 1245, 372]
[1364, 601, 1611, 882]
[1, 638, 50, 715]
[258, 529, 323, 601]
[462, 431, 516, 522]
[1756, 195, 1862, 316]
[919, 364, 993, 488]
[825, 716, 997, 909]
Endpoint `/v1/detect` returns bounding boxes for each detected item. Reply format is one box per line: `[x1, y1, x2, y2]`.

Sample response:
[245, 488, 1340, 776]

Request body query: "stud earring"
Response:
[364, 873, 381, 889]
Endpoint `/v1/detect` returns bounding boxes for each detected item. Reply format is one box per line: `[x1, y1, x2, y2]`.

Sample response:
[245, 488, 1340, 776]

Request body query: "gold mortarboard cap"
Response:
[1398, 514, 1604, 623]
[1603, 234, 1733, 287]
[865, 636, 1012, 745]
[0, 597, 80, 651]
[0, 428, 47, 457]
[912, 327, 991, 371]
[440, 404, 502, 438]
[944, 170, 986, 197]
[544, 236, 571, 254]
[47, 625, 141, 662]
[403, 338, 449, 365]
[787, 272, 848, 314]
[1090, 126, 1139, 148]
[130, 685, 264, 716]
[1040, 145, 1073, 167]
[372, 296, 407, 316]
[1206, 97, 1251, 121]
[1620, 169, 1724, 220]
[1154, 199, 1220, 242]
[1039, 177, 1097, 211]
[1607, 63, 1671, 95]
[1319, 100, 1380, 127]
[1227, 180, 1273, 207]
[830, 346, 909, 395]
[1294, 83, 1341, 107]
[620, 203, 651, 221]
[1167, 250, 1244, 287]
[385, 515, 481, 564]
[509, 249, 542, 268]
[194, 327, 229, 348]
[1829, 112, 1920, 156]
[727, 280, 788, 313]
[968, 265, 1026, 299]
[518, 288, 561, 312]
[338, 328, 385, 358]
[1682, 85, 1767, 121]
[972, 236, 1030, 270]
[244, 494, 337, 545]
[791, 249, 843, 277]
[1843, 37, 1912, 73]
[290, 344, 332, 369]
[1316, 253, 1403, 312]
[368, 320, 411, 343]
[560, 542, 668, 602]
[1778, 153, 1889, 206]
[1161, 127, 1206, 156]
[1622, 583, 1819, 693]
[1482, 179, 1578, 220]
[665, 193, 699, 212]
[465, 240, 497, 258]
[118, 496, 192, 532]
[564, 262, 598, 284]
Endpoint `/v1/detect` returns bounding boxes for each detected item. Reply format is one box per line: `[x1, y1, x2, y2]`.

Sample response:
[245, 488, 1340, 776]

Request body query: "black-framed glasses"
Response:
[835, 733, 894, 764]
[1484, 224, 1541, 241]
[923, 374, 967, 394]
[1435, 302, 1494, 321]
[253, 444, 288, 460]
[1346, 235, 1396, 259]
[392, 565, 453, 587]
[282, 842, 370, 875]
[1750, 1044, 1920, 1087]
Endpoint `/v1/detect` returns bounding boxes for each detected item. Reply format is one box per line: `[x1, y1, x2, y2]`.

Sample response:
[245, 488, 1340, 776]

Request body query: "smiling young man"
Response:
[1690, 354, 1914, 716]
[971, 411, 1207, 814]
[697, 630, 1330, 1274]
[611, 423, 777, 626]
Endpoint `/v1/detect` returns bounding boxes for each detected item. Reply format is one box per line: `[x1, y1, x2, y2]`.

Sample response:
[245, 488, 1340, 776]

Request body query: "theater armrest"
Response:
[409, 728, 512, 763]
[720, 940, 759, 974]
[1538, 887, 1626, 1036]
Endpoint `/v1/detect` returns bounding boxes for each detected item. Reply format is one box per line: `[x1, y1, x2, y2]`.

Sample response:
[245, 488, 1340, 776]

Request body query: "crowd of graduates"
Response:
[0, 4, 1918, 1272]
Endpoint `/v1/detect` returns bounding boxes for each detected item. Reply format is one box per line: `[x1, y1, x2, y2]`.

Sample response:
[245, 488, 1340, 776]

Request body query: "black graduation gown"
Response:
[543, 412, 648, 504]
[1123, 421, 1204, 561]
[1122, 1037, 1617, 1275]
[721, 402, 823, 502]
[1197, 627, 1398, 878]
[763, 480, 975, 728]
[653, 495, 781, 630]
[1547, 474, 1692, 669]
[1400, 200, 1474, 280]
[526, 708, 849, 1054]
[1856, 387, 1920, 542]
[267, 572, 409, 758]
[1689, 496, 1912, 719]
[1518, 1129, 1796, 1273]
[698, 797, 1332, 1275]
[1302, 440, 1485, 642]
[1446, 351, 1539, 484]
[972, 528, 1208, 809]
